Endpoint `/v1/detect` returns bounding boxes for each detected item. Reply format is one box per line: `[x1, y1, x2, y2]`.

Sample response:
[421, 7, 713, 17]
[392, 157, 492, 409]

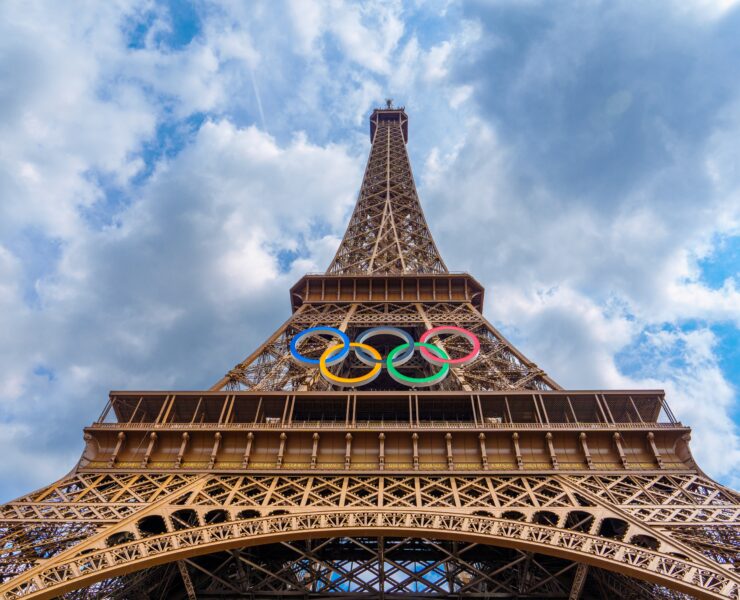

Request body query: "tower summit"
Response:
[0, 106, 738, 600]
[328, 102, 444, 275]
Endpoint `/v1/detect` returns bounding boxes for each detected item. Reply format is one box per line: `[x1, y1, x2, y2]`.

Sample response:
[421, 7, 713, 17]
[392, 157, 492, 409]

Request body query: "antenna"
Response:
[385, 98, 393, 109]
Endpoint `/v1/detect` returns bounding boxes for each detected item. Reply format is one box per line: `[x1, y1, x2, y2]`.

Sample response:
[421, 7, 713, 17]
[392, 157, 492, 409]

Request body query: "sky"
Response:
[0, 0, 739, 502]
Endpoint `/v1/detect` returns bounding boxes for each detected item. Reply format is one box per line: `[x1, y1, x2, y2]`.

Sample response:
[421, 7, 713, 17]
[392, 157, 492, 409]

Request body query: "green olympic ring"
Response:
[386, 342, 450, 387]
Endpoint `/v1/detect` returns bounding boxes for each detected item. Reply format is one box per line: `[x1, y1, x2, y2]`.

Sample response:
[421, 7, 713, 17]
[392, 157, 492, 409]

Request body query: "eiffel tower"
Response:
[1, 103, 738, 600]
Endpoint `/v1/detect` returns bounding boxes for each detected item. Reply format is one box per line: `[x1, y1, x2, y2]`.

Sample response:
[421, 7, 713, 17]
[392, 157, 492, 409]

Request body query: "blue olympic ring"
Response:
[289, 326, 350, 366]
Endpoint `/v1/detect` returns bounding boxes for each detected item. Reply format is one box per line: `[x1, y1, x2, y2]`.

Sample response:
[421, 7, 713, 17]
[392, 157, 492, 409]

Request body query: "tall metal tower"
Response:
[0, 105, 738, 600]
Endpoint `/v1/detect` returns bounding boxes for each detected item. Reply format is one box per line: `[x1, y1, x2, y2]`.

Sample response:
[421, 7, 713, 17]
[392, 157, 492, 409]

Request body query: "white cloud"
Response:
[0, 0, 364, 499]
[0, 1, 155, 239]
[285, 0, 405, 75]
[674, 0, 740, 20]
[629, 328, 740, 487]
[0, 116, 361, 499]
[423, 41, 453, 81]
[288, 0, 325, 54]
[329, 1, 405, 75]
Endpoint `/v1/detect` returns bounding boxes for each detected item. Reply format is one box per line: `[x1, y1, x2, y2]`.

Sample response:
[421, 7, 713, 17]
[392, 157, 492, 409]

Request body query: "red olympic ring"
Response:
[419, 326, 480, 366]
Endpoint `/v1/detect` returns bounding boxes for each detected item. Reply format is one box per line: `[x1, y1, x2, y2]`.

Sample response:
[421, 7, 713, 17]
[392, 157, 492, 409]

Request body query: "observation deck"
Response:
[370, 105, 408, 142]
[81, 389, 692, 475]
[290, 273, 485, 312]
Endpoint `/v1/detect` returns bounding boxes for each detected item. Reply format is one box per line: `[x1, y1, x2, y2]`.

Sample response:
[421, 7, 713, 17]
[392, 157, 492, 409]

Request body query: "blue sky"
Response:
[0, 0, 739, 501]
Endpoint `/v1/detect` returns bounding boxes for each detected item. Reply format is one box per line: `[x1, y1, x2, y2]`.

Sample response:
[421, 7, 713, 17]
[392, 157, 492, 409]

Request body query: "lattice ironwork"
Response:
[3, 507, 739, 598]
[327, 107, 446, 275]
[57, 539, 680, 599]
[1, 472, 739, 598]
[1, 105, 737, 599]
[217, 302, 556, 391]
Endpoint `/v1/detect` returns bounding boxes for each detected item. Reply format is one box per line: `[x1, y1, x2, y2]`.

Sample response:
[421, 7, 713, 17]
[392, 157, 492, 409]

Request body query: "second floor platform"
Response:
[96, 389, 677, 431]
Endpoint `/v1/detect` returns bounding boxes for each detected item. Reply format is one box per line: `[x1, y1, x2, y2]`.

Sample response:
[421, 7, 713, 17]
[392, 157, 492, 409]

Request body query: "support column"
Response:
[311, 433, 319, 469]
[478, 433, 489, 470]
[613, 432, 628, 468]
[579, 432, 593, 469]
[412, 433, 419, 470]
[208, 432, 222, 469]
[512, 432, 523, 469]
[569, 563, 589, 600]
[378, 433, 385, 470]
[345, 433, 353, 469]
[242, 432, 254, 468]
[141, 432, 157, 468]
[277, 432, 287, 468]
[545, 432, 558, 469]
[175, 432, 189, 468]
[647, 432, 664, 469]
[445, 433, 454, 470]
[177, 561, 197, 600]
[108, 431, 126, 468]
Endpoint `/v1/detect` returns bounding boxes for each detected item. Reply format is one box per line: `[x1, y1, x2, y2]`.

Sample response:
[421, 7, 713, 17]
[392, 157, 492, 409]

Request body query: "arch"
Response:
[236, 509, 261, 520]
[533, 511, 559, 527]
[137, 515, 167, 537]
[564, 510, 595, 533]
[630, 534, 660, 551]
[598, 517, 629, 541]
[1, 510, 735, 600]
[105, 531, 135, 547]
[573, 493, 595, 507]
[171, 509, 199, 530]
[500, 510, 526, 522]
[204, 509, 229, 524]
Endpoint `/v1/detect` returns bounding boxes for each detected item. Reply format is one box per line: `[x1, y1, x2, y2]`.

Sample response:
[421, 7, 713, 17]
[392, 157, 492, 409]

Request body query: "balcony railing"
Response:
[90, 419, 683, 431]
[96, 389, 678, 430]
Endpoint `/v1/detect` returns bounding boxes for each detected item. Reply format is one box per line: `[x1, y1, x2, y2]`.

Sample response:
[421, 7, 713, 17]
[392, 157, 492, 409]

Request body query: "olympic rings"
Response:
[419, 326, 480, 366]
[289, 325, 479, 388]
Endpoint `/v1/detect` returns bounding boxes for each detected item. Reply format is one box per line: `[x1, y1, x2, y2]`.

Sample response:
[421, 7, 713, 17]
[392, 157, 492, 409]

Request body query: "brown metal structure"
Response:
[0, 104, 738, 600]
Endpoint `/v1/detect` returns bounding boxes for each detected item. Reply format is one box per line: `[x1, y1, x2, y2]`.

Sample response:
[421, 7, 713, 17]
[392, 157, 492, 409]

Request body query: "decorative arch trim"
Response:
[1, 510, 737, 600]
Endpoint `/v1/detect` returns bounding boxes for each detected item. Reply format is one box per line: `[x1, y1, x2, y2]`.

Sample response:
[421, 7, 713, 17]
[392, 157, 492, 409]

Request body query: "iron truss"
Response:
[56, 538, 695, 600]
[216, 302, 557, 391]
[327, 113, 446, 275]
[0, 472, 738, 598]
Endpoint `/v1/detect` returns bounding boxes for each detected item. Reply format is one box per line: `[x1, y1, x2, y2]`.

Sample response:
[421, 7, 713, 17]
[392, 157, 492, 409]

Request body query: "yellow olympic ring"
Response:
[320, 342, 382, 387]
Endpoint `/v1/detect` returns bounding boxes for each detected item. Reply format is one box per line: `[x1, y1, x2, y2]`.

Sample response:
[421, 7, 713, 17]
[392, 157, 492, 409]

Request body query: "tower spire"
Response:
[327, 104, 447, 275]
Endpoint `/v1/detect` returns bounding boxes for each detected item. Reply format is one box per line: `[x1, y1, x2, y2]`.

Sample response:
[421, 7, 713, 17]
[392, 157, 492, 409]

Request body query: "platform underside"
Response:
[1, 469, 737, 600]
[61, 537, 685, 600]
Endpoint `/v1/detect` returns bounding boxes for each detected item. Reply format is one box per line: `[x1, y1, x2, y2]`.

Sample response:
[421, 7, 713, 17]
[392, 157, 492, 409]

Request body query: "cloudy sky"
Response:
[1, 0, 739, 501]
